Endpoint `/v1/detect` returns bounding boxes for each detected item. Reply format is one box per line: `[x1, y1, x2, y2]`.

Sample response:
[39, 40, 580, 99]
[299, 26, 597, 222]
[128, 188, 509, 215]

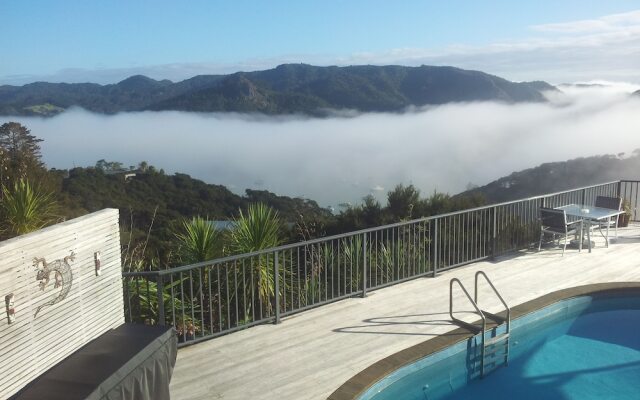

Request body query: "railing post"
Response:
[491, 206, 497, 259]
[156, 274, 165, 326]
[274, 252, 281, 324]
[617, 181, 622, 198]
[432, 218, 438, 277]
[581, 189, 587, 205]
[123, 278, 131, 323]
[362, 233, 367, 297]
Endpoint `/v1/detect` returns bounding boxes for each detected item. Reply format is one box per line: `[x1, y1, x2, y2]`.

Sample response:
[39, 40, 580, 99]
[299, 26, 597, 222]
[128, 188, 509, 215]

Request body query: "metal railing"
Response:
[123, 180, 640, 346]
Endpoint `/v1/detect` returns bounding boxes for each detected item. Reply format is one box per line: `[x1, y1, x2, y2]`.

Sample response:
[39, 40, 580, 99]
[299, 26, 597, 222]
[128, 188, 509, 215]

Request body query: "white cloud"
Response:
[338, 10, 640, 84]
[531, 10, 640, 34]
[6, 85, 640, 208]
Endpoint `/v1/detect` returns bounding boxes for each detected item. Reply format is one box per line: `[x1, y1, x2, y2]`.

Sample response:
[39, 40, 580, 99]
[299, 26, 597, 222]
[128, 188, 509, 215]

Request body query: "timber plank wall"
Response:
[0, 209, 124, 399]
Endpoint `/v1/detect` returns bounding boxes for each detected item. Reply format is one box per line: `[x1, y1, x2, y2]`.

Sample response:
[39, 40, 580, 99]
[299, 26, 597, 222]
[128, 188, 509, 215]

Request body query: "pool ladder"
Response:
[449, 271, 511, 378]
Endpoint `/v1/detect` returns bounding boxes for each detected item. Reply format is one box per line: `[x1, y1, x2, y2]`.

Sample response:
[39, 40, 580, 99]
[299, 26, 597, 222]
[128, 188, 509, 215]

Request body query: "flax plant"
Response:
[230, 203, 283, 315]
[0, 179, 56, 237]
[172, 216, 223, 336]
[174, 216, 223, 264]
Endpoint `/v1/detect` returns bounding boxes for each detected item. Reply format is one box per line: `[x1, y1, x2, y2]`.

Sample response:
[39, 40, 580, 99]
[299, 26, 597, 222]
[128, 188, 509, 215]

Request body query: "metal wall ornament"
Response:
[94, 251, 101, 276]
[5, 294, 15, 324]
[33, 251, 75, 318]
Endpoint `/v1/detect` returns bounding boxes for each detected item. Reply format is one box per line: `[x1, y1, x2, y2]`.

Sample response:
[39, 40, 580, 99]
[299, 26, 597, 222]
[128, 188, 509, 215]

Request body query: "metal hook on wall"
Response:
[94, 251, 101, 276]
[5, 293, 15, 324]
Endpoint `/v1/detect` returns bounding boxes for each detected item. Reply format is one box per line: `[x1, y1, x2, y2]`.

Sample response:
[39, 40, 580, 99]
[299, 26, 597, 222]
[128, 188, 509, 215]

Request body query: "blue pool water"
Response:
[360, 294, 640, 400]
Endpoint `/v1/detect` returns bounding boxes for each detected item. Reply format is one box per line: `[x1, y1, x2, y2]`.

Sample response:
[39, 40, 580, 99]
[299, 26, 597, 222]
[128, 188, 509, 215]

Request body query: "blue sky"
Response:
[1, 1, 640, 84]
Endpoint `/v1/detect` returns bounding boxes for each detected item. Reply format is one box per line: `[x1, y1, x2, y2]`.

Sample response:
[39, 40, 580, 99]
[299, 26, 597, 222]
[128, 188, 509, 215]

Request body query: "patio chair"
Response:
[594, 195, 622, 237]
[538, 207, 583, 256]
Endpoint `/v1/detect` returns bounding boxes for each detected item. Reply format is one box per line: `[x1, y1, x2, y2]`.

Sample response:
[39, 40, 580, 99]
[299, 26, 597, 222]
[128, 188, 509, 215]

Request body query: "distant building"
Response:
[103, 168, 140, 181]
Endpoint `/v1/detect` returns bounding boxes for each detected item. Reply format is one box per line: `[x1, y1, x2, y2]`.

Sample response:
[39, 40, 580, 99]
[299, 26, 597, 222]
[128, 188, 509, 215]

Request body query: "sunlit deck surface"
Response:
[170, 224, 640, 400]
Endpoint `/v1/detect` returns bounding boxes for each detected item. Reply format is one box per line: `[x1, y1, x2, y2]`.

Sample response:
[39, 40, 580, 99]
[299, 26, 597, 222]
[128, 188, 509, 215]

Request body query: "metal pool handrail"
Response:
[474, 271, 511, 328]
[449, 278, 487, 375]
[450, 278, 487, 333]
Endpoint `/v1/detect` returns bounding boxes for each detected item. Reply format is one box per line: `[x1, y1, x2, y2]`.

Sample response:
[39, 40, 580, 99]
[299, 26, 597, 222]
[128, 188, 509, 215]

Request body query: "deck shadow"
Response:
[333, 312, 470, 337]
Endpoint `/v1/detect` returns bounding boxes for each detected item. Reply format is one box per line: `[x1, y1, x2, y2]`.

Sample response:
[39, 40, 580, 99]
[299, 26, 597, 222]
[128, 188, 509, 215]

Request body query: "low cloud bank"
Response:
[8, 84, 640, 208]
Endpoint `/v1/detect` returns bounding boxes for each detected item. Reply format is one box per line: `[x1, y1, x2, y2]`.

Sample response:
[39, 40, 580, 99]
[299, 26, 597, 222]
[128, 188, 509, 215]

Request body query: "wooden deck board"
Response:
[170, 224, 640, 400]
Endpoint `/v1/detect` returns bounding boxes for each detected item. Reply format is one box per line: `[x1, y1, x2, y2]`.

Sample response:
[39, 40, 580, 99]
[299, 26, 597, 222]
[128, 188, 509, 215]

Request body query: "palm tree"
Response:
[230, 203, 283, 315]
[0, 179, 56, 237]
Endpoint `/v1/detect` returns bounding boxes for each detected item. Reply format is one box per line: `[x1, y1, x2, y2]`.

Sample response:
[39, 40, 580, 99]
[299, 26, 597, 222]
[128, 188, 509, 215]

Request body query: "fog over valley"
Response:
[9, 83, 640, 208]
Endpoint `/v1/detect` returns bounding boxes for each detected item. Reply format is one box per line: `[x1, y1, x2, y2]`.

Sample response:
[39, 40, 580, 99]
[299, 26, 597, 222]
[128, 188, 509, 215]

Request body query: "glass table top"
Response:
[557, 204, 624, 220]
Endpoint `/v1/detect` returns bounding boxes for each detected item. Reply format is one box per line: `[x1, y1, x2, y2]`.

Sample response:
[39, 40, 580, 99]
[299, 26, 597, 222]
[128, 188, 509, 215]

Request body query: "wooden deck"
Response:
[170, 224, 640, 400]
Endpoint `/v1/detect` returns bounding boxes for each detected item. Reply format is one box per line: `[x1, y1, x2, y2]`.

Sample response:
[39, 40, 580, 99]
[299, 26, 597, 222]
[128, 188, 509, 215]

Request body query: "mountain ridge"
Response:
[0, 64, 555, 116]
[456, 151, 640, 203]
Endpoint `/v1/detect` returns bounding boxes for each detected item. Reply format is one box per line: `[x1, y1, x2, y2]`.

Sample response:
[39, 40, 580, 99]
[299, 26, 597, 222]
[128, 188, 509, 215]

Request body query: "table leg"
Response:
[579, 222, 583, 252]
[587, 221, 592, 253]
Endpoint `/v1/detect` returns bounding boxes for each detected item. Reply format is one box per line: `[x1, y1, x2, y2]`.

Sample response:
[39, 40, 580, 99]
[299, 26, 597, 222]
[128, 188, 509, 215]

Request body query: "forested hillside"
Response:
[457, 151, 640, 203]
[55, 165, 334, 263]
[0, 64, 554, 116]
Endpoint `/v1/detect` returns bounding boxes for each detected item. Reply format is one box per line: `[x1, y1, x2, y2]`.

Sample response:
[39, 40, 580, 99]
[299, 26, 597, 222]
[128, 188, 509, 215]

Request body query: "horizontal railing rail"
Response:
[123, 179, 640, 346]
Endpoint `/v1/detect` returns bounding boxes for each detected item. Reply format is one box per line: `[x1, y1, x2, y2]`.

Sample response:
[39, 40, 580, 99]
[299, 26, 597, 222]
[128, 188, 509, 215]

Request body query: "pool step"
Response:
[469, 349, 508, 380]
[483, 344, 506, 357]
[469, 347, 507, 365]
[485, 332, 509, 347]
[484, 329, 510, 376]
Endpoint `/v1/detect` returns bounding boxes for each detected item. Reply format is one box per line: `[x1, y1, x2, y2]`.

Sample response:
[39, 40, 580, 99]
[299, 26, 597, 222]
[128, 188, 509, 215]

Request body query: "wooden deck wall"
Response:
[0, 209, 123, 399]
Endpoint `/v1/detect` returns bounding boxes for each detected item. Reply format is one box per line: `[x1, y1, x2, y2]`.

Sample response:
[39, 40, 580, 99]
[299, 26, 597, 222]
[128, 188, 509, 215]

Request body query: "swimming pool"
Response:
[357, 291, 640, 400]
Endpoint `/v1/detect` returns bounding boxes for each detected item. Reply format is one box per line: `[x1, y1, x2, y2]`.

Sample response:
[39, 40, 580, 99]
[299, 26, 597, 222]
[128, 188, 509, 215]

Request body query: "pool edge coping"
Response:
[327, 282, 640, 400]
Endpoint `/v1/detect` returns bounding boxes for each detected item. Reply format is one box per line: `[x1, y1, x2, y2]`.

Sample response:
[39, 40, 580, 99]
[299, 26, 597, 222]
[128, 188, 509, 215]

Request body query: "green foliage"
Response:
[55, 166, 331, 266]
[387, 184, 420, 220]
[0, 179, 57, 237]
[622, 199, 632, 217]
[331, 187, 488, 235]
[125, 276, 202, 340]
[95, 159, 125, 172]
[22, 103, 65, 116]
[340, 236, 364, 291]
[230, 203, 283, 314]
[361, 195, 383, 220]
[231, 203, 283, 253]
[375, 242, 395, 282]
[0, 122, 45, 189]
[174, 216, 223, 264]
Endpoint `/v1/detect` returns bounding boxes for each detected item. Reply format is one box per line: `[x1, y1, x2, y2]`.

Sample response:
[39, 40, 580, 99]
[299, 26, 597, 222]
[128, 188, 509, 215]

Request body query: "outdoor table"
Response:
[556, 204, 624, 253]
